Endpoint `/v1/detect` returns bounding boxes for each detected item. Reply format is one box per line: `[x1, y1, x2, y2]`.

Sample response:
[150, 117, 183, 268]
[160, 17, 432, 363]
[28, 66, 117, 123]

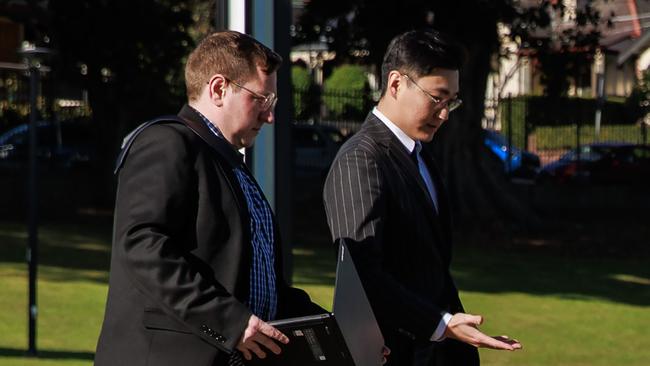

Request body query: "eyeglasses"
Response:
[401, 74, 462, 112]
[226, 78, 278, 111]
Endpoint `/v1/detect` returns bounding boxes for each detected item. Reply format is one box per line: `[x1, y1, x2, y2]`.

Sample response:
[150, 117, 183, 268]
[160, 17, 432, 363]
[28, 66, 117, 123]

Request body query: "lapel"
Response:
[179, 105, 252, 231]
[362, 113, 449, 267]
[363, 114, 439, 222]
[177, 105, 250, 222]
[177, 105, 245, 169]
[179, 105, 288, 283]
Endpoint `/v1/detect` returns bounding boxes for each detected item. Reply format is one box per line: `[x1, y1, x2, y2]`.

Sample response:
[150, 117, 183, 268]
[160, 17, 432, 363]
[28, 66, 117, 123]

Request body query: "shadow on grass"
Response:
[0, 217, 112, 283]
[291, 217, 650, 307]
[0, 347, 94, 360]
[447, 212, 650, 307]
[293, 240, 650, 307]
[1, 205, 647, 308]
[451, 242, 650, 307]
[292, 246, 337, 286]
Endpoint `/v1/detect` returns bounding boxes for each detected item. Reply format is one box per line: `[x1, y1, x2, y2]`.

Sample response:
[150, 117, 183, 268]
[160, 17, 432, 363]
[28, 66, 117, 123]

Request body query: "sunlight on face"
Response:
[398, 69, 459, 142]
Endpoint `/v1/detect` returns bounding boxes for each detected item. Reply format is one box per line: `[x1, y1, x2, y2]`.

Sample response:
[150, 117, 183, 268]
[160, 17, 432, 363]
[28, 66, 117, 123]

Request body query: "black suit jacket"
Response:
[95, 105, 319, 366]
[323, 113, 479, 366]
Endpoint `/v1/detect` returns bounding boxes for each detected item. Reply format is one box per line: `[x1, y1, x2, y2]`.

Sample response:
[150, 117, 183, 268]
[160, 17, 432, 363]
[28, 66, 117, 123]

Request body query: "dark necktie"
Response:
[410, 144, 439, 213]
[410, 147, 419, 167]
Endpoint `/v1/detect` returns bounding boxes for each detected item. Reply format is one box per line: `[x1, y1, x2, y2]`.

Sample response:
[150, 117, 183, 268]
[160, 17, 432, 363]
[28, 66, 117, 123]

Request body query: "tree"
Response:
[47, 0, 197, 199]
[292, 65, 315, 120]
[626, 67, 650, 124]
[323, 64, 368, 119]
[295, 0, 605, 228]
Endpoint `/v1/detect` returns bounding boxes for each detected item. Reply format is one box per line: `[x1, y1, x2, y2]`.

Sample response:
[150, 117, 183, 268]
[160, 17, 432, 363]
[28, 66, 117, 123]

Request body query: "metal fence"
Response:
[496, 96, 648, 166]
[293, 87, 372, 135]
[0, 63, 90, 133]
[0, 64, 34, 131]
[294, 89, 649, 168]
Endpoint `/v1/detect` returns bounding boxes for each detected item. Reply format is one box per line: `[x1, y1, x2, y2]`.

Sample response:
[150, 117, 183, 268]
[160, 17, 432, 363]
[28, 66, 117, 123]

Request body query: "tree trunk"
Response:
[433, 38, 542, 231]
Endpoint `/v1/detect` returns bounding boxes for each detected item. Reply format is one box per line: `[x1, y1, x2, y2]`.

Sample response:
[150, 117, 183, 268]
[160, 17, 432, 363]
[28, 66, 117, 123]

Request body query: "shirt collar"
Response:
[190, 106, 223, 137]
[189, 105, 248, 159]
[372, 106, 418, 154]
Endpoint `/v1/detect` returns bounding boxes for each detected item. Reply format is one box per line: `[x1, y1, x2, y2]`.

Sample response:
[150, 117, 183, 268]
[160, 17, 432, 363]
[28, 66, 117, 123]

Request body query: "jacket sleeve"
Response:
[323, 148, 443, 342]
[113, 124, 250, 353]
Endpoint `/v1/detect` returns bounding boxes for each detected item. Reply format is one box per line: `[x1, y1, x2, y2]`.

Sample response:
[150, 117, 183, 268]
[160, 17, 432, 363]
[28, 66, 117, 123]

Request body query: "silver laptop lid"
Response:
[332, 240, 385, 366]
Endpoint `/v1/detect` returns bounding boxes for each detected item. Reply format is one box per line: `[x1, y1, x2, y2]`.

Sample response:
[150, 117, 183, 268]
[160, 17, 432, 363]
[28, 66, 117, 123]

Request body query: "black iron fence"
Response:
[0, 64, 90, 133]
[293, 87, 372, 135]
[496, 96, 648, 166]
[1, 65, 34, 131]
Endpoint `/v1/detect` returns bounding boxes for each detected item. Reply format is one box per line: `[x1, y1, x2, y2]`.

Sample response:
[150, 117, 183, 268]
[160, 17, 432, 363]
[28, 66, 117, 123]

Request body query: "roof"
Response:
[617, 30, 650, 65]
[514, 1, 650, 57]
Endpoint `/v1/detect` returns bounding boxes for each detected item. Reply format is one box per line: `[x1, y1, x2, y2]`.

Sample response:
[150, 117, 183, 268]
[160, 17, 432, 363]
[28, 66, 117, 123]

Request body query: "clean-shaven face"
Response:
[398, 68, 459, 142]
[221, 67, 277, 149]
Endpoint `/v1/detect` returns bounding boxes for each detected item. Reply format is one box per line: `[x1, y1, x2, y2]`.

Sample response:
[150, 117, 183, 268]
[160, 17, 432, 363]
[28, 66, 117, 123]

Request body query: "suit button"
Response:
[216, 335, 226, 343]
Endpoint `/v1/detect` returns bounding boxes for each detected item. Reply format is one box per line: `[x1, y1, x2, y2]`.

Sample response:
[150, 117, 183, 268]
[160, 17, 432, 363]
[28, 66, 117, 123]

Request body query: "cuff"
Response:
[430, 312, 453, 342]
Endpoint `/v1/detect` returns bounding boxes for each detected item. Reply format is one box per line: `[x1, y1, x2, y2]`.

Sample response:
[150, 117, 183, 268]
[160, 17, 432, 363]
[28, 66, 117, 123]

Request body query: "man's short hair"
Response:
[185, 31, 282, 101]
[380, 30, 465, 96]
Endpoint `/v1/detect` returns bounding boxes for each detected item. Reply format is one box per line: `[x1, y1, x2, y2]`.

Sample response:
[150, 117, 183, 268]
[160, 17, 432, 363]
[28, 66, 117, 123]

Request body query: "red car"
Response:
[536, 143, 650, 184]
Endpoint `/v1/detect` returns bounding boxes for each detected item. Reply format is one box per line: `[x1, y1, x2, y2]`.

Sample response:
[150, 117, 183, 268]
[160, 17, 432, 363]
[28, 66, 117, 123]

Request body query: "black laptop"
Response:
[247, 240, 384, 366]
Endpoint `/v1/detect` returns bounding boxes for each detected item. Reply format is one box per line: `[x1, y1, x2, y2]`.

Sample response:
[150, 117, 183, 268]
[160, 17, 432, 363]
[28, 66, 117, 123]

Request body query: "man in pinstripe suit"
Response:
[323, 30, 521, 366]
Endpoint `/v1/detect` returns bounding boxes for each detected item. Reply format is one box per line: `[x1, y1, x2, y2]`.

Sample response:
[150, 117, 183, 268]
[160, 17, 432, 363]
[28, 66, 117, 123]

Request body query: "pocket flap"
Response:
[142, 308, 192, 334]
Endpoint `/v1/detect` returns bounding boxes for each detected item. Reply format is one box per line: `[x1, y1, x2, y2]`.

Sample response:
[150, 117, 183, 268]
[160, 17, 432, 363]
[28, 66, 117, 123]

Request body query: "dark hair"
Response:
[185, 31, 282, 101]
[380, 30, 465, 96]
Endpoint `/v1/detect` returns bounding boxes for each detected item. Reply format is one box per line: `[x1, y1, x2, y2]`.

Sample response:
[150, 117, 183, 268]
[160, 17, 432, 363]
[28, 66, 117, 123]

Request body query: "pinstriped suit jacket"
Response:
[323, 113, 479, 365]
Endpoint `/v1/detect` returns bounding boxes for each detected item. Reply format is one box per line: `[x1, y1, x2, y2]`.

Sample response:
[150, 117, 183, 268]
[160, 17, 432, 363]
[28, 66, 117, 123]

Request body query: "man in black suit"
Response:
[95, 31, 321, 366]
[323, 30, 522, 366]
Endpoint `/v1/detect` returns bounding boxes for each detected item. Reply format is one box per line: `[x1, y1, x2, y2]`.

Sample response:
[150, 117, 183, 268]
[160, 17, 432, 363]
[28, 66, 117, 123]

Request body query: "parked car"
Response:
[0, 118, 107, 218]
[483, 129, 541, 179]
[292, 123, 346, 180]
[0, 118, 96, 170]
[536, 143, 650, 184]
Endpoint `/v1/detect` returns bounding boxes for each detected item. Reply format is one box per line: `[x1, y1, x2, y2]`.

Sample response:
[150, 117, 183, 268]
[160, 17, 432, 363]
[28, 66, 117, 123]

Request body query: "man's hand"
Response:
[443, 313, 522, 351]
[236, 315, 289, 360]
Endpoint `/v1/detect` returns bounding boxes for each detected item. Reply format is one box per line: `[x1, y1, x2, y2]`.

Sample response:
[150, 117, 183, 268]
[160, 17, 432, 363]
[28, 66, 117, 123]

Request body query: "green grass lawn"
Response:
[1, 220, 648, 365]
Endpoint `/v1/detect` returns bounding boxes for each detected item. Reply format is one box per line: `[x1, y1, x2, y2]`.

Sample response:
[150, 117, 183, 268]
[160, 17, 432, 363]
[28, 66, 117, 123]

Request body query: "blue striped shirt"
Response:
[194, 108, 277, 322]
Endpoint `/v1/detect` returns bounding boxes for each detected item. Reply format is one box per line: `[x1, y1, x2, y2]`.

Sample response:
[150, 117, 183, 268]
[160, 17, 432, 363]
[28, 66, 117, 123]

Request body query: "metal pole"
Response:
[27, 63, 39, 357]
[18, 43, 51, 358]
[274, 0, 294, 283]
[250, 0, 275, 208]
[524, 97, 529, 151]
[214, 0, 228, 30]
[576, 112, 581, 169]
[594, 73, 605, 141]
[507, 93, 513, 174]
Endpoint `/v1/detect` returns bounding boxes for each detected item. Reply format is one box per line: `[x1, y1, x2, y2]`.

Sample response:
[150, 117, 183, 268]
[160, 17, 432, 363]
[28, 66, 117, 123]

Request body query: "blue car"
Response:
[0, 119, 96, 170]
[483, 129, 540, 179]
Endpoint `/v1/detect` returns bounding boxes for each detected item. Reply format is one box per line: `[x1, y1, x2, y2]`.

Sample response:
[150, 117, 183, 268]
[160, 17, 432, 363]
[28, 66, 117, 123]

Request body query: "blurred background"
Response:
[0, 1, 648, 365]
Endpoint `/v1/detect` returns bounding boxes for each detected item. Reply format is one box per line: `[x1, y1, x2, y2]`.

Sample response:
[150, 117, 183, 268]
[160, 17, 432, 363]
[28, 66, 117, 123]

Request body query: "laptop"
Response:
[247, 240, 384, 366]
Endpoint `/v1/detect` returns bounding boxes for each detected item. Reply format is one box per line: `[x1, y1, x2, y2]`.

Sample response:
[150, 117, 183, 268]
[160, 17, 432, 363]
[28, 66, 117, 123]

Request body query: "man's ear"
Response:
[208, 74, 227, 106]
[387, 70, 402, 99]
